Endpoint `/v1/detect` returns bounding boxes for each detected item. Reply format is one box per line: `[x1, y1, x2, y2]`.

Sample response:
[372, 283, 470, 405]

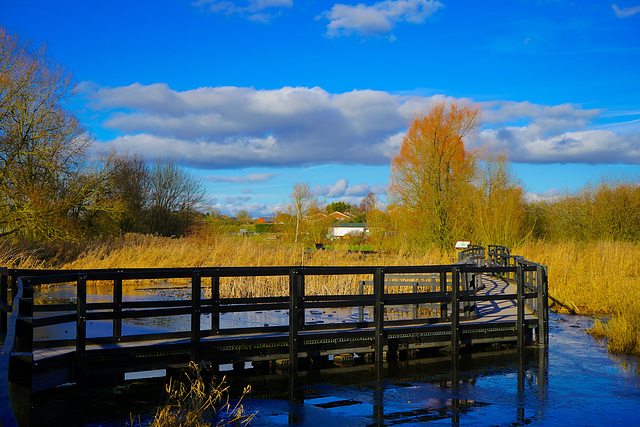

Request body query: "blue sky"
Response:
[4, 0, 640, 216]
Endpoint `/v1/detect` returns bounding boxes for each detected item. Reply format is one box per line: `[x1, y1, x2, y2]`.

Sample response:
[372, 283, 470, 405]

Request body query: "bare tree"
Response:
[0, 27, 114, 239]
[287, 182, 317, 243]
[146, 160, 205, 236]
[472, 152, 528, 247]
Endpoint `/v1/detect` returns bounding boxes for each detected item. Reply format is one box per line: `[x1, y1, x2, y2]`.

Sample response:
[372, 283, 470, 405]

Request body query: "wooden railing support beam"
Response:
[1, 273, 7, 335]
[374, 268, 385, 365]
[289, 269, 304, 379]
[516, 265, 525, 350]
[76, 274, 87, 387]
[451, 267, 460, 355]
[211, 275, 220, 335]
[536, 265, 549, 346]
[113, 277, 122, 341]
[191, 271, 202, 362]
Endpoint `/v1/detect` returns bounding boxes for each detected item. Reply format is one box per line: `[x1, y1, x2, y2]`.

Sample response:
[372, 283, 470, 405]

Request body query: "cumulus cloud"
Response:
[210, 201, 281, 217]
[82, 83, 640, 167]
[204, 173, 278, 183]
[525, 188, 561, 203]
[321, 0, 444, 38]
[612, 4, 640, 18]
[192, 0, 292, 22]
[224, 195, 252, 204]
[314, 179, 387, 199]
[477, 128, 640, 164]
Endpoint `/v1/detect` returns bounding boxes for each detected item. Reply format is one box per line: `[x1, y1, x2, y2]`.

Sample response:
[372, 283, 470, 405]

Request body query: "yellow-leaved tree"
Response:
[388, 100, 481, 250]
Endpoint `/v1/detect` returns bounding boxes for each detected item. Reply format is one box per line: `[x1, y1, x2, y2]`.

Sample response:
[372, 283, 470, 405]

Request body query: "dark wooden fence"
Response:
[0, 245, 547, 427]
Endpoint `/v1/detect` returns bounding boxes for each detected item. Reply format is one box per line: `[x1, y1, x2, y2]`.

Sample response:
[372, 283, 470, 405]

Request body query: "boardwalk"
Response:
[1, 245, 548, 427]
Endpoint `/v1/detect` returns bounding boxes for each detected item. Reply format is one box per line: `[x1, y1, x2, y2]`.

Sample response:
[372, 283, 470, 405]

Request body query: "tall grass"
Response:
[5, 235, 638, 355]
[129, 362, 255, 427]
[58, 233, 451, 297]
[515, 240, 640, 355]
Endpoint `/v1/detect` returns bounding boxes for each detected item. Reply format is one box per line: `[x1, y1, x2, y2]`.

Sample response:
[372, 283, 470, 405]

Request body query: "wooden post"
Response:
[374, 268, 385, 365]
[113, 277, 122, 341]
[9, 278, 33, 427]
[15, 281, 33, 354]
[10, 276, 17, 305]
[1, 273, 7, 335]
[289, 270, 304, 373]
[412, 282, 418, 319]
[440, 271, 448, 321]
[451, 267, 460, 355]
[358, 280, 364, 323]
[536, 265, 548, 346]
[76, 274, 87, 387]
[516, 265, 525, 350]
[191, 271, 202, 362]
[211, 275, 220, 334]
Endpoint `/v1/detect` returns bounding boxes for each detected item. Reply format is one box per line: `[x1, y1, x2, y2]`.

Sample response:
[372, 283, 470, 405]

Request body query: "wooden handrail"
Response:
[0, 245, 549, 426]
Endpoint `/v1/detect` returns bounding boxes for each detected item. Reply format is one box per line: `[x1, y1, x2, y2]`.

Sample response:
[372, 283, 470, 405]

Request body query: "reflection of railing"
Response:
[0, 246, 548, 426]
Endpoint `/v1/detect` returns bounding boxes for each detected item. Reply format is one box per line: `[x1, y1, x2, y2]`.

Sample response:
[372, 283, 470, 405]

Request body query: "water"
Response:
[30, 286, 640, 426]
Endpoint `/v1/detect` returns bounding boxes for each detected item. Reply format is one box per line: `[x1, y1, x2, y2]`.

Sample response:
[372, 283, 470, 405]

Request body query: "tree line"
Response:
[281, 100, 639, 250]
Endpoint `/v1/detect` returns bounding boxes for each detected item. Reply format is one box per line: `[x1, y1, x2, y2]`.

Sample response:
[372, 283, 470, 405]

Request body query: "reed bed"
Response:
[58, 234, 452, 298]
[5, 235, 638, 355]
[515, 240, 640, 355]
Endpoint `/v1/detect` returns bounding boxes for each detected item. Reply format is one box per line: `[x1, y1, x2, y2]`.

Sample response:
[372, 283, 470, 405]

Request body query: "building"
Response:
[328, 223, 369, 239]
[256, 216, 275, 224]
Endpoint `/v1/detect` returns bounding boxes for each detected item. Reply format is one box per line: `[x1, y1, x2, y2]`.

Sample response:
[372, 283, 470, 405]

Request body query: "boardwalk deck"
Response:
[1, 245, 548, 427]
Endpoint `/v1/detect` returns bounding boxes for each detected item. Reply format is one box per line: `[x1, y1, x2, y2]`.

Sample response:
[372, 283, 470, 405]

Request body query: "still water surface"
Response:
[31, 285, 640, 426]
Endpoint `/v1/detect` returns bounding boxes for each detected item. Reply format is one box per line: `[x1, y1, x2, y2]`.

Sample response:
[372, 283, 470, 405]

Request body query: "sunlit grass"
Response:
[129, 362, 255, 427]
[515, 240, 640, 355]
[58, 233, 451, 297]
[4, 235, 640, 355]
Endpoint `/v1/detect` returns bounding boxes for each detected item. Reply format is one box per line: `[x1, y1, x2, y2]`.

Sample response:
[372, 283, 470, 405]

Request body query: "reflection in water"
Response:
[31, 286, 640, 426]
[239, 348, 547, 426]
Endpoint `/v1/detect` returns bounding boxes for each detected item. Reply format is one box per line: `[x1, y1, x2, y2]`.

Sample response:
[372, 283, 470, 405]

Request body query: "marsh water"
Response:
[31, 284, 640, 426]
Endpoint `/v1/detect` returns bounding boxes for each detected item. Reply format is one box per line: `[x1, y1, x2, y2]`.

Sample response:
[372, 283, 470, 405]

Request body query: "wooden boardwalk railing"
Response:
[0, 245, 547, 427]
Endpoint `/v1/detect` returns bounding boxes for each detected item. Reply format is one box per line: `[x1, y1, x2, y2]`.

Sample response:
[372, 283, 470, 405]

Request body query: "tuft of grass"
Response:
[130, 362, 255, 427]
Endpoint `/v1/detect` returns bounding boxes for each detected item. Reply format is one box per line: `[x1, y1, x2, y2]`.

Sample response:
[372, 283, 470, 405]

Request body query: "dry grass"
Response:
[58, 234, 452, 297]
[515, 240, 640, 355]
[129, 362, 255, 427]
[7, 235, 638, 355]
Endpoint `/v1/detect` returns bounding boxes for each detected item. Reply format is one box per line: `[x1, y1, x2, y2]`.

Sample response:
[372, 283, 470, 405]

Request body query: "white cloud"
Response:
[525, 188, 561, 203]
[224, 195, 252, 204]
[321, 0, 444, 38]
[477, 128, 640, 164]
[314, 178, 350, 198]
[313, 179, 387, 199]
[209, 201, 281, 217]
[192, 0, 292, 22]
[82, 83, 640, 167]
[204, 173, 278, 183]
[612, 4, 640, 18]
